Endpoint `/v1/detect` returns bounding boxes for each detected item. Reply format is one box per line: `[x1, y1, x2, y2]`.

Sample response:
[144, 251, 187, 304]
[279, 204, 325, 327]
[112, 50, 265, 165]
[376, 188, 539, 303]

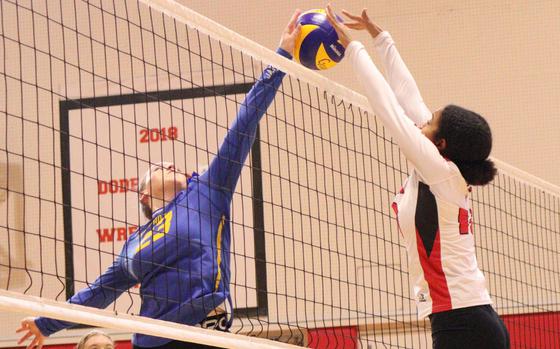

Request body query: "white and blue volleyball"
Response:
[294, 9, 345, 70]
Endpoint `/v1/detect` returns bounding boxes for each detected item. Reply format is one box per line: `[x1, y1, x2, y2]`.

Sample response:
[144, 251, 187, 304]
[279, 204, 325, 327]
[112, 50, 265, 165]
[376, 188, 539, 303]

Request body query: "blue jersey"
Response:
[36, 48, 291, 347]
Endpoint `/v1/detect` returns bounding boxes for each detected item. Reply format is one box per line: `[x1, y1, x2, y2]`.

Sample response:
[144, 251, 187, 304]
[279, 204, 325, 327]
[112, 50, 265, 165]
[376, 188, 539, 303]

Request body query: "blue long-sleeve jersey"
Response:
[36, 48, 291, 347]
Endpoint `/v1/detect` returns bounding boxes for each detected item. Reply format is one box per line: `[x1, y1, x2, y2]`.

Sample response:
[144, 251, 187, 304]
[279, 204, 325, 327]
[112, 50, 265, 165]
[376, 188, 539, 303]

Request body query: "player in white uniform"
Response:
[326, 5, 510, 348]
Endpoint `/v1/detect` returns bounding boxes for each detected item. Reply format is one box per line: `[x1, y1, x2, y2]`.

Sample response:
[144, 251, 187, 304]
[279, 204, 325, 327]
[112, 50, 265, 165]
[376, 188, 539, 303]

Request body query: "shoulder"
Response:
[446, 161, 469, 192]
[426, 163, 470, 206]
[415, 160, 465, 187]
[185, 175, 230, 209]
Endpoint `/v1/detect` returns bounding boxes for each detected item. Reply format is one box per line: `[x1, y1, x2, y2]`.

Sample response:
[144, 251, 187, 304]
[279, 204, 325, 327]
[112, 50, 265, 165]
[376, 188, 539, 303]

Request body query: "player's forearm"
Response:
[35, 261, 135, 336]
[224, 47, 290, 152]
[205, 48, 290, 194]
[34, 317, 73, 337]
[372, 32, 431, 127]
[33, 289, 115, 335]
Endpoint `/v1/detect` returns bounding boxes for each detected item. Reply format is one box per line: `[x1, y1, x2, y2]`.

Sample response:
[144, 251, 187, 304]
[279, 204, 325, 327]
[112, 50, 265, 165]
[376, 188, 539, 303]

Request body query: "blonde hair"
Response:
[76, 330, 114, 349]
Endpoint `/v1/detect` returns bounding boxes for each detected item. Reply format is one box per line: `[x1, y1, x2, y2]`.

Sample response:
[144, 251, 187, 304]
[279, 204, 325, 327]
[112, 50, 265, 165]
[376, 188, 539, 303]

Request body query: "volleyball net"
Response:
[0, 0, 559, 348]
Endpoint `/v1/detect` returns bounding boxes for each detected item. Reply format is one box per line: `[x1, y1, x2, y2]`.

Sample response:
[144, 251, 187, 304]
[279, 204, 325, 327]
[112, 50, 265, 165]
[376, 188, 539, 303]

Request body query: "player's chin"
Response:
[167, 177, 186, 192]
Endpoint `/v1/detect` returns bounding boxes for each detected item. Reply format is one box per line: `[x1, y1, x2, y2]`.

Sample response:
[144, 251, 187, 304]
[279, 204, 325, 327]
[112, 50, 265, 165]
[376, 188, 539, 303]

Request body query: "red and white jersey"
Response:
[347, 33, 492, 318]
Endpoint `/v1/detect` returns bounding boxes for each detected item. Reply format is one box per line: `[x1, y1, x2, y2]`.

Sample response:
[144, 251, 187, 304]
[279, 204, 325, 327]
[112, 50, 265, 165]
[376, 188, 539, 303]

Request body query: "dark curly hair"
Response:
[436, 105, 497, 186]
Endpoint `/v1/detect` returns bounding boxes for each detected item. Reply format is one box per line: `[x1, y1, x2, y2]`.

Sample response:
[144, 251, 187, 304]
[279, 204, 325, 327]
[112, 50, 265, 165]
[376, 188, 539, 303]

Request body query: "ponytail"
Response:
[455, 159, 497, 186]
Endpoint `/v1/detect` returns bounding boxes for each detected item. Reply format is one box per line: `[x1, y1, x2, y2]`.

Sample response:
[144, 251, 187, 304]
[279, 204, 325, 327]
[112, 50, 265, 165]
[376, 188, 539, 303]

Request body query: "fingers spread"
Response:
[288, 9, 301, 28]
[362, 9, 370, 20]
[326, 13, 337, 28]
[294, 23, 302, 35]
[18, 331, 32, 345]
[27, 337, 38, 349]
[288, 24, 301, 40]
[345, 22, 363, 29]
[342, 9, 361, 20]
[326, 5, 338, 26]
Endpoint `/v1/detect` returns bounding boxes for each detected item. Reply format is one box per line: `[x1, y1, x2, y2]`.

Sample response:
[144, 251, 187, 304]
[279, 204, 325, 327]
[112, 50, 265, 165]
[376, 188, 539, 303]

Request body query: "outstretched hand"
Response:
[326, 4, 352, 48]
[279, 9, 302, 55]
[16, 317, 45, 349]
[341, 8, 383, 38]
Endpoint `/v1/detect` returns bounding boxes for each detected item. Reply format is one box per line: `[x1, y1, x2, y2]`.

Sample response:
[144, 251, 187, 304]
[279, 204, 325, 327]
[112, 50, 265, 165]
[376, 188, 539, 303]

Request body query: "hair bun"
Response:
[457, 158, 497, 186]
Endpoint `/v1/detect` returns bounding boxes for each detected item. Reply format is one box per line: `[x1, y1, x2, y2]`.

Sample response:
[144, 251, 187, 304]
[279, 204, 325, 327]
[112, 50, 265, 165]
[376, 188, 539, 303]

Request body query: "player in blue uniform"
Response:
[16, 10, 302, 349]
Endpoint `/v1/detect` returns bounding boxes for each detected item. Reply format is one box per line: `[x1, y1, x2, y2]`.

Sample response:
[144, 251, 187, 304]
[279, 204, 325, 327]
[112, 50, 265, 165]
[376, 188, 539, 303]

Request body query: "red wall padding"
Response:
[9, 313, 559, 349]
[502, 312, 560, 348]
[307, 326, 358, 349]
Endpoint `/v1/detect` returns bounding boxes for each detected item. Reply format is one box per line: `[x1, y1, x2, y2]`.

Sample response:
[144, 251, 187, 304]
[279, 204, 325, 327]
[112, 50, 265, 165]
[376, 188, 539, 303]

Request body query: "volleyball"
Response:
[294, 9, 345, 70]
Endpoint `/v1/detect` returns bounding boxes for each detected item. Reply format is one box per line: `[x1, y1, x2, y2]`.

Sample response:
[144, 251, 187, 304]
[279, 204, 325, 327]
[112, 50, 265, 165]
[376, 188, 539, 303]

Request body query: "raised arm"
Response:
[347, 41, 452, 183]
[372, 32, 432, 127]
[201, 50, 288, 199]
[341, 9, 431, 127]
[201, 10, 301, 201]
[327, 5, 452, 184]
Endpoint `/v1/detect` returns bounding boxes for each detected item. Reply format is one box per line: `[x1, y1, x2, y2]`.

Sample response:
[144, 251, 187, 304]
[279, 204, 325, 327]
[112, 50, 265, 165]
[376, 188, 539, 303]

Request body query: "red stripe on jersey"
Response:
[392, 202, 404, 237]
[416, 228, 452, 313]
[458, 208, 470, 234]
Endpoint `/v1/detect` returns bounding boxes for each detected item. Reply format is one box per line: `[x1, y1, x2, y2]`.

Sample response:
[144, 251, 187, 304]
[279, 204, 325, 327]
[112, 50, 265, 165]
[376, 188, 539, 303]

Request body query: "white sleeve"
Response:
[372, 32, 432, 127]
[347, 41, 454, 185]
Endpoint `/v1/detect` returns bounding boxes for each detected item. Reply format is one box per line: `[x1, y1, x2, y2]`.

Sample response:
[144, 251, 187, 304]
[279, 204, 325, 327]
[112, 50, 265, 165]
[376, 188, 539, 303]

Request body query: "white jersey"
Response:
[347, 33, 492, 319]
